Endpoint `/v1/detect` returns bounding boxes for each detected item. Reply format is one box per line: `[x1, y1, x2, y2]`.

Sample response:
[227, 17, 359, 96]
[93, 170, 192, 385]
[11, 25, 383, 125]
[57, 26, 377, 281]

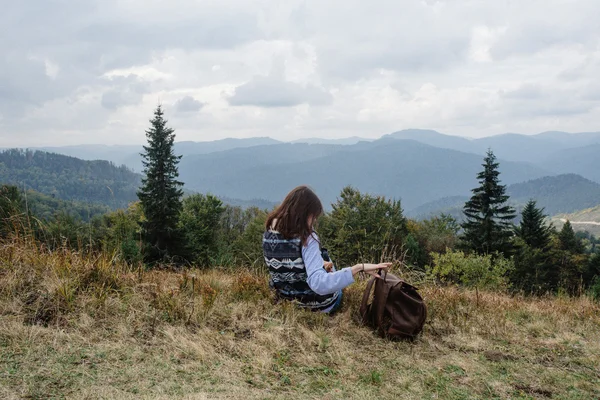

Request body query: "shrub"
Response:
[319, 186, 407, 266]
[231, 271, 270, 301]
[178, 194, 225, 267]
[428, 250, 514, 291]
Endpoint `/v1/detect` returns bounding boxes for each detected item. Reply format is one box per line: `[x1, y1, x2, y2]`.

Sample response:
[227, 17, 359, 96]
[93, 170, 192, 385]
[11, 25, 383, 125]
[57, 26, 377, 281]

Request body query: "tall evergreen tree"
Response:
[511, 200, 555, 293]
[515, 200, 552, 249]
[137, 106, 184, 264]
[558, 220, 582, 254]
[461, 149, 516, 256]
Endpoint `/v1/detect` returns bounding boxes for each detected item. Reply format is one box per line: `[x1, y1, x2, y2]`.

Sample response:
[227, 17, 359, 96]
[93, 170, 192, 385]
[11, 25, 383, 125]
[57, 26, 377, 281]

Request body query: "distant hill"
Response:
[507, 174, 600, 215]
[538, 144, 600, 183]
[0, 149, 140, 209]
[406, 196, 468, 220]
[31, 137, 284, 172]
[291, 137, 372, 145]
[217, 196, 277, 210]
[178, 138, 549, 211]
[386, 129, 600, 165]
[25, 190, 111, 222]
[411, 174, 600, 220]
[551, 205, 600, 236]
[384, 129, 478, 153]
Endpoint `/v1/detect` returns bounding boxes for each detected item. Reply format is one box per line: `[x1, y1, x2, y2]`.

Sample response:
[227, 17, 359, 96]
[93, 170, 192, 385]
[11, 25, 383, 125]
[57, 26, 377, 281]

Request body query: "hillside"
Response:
[410, 174, 600, 219]
[0, 149, 140, 209]
[27, 130, 600, 178]
[539, 144, 600, 183]
[33, 137, 284, 172]
[507, 174, 600, 215]
[551, 205, 600, 236]
[1, 239, 598, 399]
[386, 129, 600, 165]
[178, 139, 549, 211]
[25, 190, 110, 222]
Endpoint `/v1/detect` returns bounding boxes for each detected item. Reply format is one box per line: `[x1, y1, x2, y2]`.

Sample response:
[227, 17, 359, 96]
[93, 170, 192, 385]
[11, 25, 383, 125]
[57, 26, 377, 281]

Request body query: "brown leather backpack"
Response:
[360, 270, 427, 340]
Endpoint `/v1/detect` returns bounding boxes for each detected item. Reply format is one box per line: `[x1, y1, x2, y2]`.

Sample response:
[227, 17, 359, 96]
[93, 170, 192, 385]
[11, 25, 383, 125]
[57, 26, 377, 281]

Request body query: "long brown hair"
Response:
[266, 185, 324, 245]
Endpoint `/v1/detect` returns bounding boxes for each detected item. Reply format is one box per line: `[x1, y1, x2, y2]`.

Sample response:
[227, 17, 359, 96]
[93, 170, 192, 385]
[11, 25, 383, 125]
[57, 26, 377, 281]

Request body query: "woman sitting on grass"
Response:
[263, 185, 390, 314]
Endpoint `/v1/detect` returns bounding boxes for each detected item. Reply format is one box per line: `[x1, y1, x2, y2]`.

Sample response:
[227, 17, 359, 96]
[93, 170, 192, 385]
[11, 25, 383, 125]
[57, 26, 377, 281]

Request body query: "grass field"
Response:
[1, 238, 599, 399]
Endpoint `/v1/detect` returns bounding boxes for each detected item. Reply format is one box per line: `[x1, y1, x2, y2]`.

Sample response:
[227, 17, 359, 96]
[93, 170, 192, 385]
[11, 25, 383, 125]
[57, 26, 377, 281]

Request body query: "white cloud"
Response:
[175, 96, 204, 113]
[1, 0, 600, 146]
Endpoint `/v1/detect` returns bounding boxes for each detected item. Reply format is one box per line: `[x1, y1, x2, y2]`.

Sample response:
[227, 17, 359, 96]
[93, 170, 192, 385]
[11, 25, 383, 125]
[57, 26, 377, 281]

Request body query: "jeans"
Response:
[325, 290, 343, 315]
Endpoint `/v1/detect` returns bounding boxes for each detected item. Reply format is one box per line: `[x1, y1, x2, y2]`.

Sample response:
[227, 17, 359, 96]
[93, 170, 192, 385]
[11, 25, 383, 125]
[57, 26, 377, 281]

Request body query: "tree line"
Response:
[1, 106, 598, 299]
[0, 148, 140, 209]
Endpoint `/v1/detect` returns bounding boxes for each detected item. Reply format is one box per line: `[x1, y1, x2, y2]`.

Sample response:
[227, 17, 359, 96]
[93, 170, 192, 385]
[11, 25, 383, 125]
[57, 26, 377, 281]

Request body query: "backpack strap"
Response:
[374, 276, 394, 337]
[359, 276, 377, 323]
[360, 270, 394, 336]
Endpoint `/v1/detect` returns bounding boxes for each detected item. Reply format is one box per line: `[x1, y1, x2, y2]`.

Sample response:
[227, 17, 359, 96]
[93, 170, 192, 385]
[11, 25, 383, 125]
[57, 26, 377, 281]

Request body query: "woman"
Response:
[262, 186, 390, 313]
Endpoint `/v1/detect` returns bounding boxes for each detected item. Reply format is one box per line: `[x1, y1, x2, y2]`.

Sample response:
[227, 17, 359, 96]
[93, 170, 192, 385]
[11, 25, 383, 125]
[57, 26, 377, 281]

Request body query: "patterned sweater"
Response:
[263, 230, 343, 310]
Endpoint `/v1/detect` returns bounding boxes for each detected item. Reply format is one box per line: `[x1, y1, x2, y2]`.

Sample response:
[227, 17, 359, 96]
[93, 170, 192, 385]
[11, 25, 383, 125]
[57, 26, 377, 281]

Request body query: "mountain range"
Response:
[2, 129, 599, 217]
[409, 174, 600, 220]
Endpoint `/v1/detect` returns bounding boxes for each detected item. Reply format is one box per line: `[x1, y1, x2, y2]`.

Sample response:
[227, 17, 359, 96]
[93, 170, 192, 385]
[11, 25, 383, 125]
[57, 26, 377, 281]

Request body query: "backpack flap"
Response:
[387, 282, 427, 338]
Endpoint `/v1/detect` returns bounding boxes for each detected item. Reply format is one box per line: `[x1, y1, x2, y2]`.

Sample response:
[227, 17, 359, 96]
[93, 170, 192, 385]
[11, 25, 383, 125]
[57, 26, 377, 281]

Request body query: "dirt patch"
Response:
[515, 383, 553, 398]
[483, 350, 517, 362]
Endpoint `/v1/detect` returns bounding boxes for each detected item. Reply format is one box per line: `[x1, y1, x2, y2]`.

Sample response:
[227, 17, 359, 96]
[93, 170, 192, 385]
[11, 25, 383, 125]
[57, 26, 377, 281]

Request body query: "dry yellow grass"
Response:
[1, 237, 599, 399]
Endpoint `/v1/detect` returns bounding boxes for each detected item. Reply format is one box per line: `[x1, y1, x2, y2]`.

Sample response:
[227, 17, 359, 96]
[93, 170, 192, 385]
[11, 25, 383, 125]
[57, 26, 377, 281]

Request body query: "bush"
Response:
[216, 206, 268, 268]
[319, 186, 407, 266]
[178, 194, 225, 267]
[428, 250, 514, 291]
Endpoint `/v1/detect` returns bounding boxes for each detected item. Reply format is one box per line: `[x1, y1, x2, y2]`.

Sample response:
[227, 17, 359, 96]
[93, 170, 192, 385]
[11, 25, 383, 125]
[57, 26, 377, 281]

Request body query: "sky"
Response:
[1, 0, 600, 146]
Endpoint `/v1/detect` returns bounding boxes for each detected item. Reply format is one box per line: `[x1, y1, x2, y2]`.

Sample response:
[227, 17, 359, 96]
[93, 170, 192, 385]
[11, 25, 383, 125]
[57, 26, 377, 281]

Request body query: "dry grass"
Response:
[1, 237, 599, 399]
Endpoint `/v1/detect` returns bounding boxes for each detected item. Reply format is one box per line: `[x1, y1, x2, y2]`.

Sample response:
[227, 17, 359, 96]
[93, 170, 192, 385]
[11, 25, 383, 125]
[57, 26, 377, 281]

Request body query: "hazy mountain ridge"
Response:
[0, 149, 141, 209]
[410, 174, 600, 220]
[14, 129, 600, 178]
[551, 205, 600, 236]
[4, 129, 598, 215]
[178, 138, 550, 211]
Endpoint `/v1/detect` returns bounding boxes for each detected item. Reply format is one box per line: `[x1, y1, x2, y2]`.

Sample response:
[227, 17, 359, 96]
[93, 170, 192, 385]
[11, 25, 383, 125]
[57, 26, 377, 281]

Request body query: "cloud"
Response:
[501, 84, 543, 100]
[175, 96, 204, 112]
[228, 75, 332, 107]
[2, 0, 600, 146]
[100, 74, 149, 110]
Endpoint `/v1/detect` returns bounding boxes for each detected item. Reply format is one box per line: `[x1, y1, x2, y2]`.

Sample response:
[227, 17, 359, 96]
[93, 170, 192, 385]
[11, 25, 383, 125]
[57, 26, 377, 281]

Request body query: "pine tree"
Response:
[558, 220, 582, 254]
[515, 200, 552, 250]
[511, 200, 554, 293]
[461, 149, 516, 256]
[137, 106, 184, 264]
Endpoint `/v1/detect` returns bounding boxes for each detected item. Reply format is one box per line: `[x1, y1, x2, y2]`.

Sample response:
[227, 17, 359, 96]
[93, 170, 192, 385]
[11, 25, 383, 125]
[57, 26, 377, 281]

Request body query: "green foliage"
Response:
[38, 212, 91, 250]
[319, 186, 407, 266]
[515, 200, 552, 250]
[137, 106, 185, 264]
[230, 209, 268, 269]
[589, 274, 600, 300]
[407, 214, 459, 267]
[0, 185, 24, 237]
[26, 190, 110, 222]
[461, 150, 516, 257]
[558, 220, 584, 254]
[510, 201, 558, 294]
[97, 202, 144, 264]
[213, 205, 268, 268]
[511, 237, 558, 294]
[0, 149, 139, 208]
[179, 194, 225, 267]
[428, 250, 514, 291]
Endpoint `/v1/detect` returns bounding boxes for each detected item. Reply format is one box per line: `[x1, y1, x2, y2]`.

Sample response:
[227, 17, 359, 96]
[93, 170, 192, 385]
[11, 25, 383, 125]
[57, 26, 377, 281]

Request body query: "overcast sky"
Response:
[2, 0, 600, 146]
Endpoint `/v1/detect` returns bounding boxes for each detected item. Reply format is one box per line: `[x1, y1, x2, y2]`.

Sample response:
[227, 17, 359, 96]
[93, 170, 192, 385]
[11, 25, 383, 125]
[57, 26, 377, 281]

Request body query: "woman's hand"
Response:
[323, 261, 334, 273]
[351, 262, 392, 278]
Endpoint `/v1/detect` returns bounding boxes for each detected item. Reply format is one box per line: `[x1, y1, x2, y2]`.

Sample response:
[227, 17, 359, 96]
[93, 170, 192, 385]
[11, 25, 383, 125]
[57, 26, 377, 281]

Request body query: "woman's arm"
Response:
[302, 234, 391, 295]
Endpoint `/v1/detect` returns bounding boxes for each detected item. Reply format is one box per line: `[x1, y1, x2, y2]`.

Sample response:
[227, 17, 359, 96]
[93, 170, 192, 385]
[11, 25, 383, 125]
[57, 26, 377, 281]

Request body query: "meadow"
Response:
[1, 237, 599, 399]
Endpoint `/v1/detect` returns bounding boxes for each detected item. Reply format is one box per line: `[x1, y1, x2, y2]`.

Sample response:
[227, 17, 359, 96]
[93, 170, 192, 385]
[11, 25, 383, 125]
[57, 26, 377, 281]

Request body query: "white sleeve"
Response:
[302, 234, 355, 296]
